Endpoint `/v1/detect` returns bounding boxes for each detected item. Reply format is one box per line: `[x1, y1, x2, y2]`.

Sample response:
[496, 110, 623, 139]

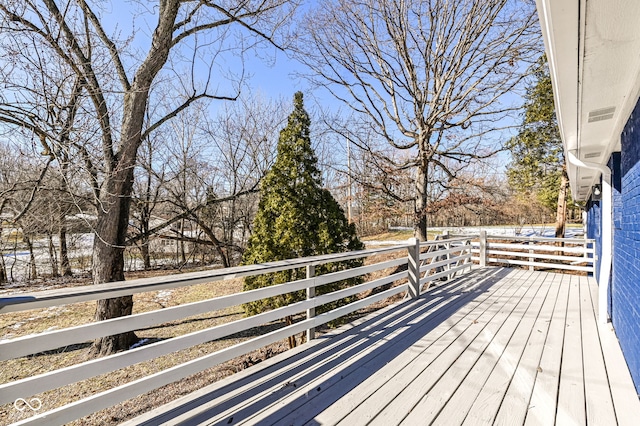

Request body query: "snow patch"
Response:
[155, 290, 173, 304]
[365, 240, 413, 245]
[43, 306, 68, 316]
[130, 338, 151, 350]
[442, 226, 584, 238]
[367, 226, 585, 246]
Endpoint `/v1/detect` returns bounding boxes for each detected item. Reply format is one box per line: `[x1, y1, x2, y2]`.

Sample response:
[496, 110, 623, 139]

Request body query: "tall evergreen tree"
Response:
[242, 92, 364, 344]
[507, 56, 572, 237]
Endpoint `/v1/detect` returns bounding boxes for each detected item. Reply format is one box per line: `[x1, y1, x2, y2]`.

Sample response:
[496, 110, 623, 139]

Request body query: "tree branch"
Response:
[12, 156, 54, 222]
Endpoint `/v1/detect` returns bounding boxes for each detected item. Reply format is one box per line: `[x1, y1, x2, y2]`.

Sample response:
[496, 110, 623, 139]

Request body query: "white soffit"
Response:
[536, 0, 640, 200]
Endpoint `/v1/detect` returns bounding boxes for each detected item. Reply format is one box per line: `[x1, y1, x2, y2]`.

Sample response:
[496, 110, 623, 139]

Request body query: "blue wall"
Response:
[586, 198, 601, 280]
[614, 98, 640, 394]
[611, 152, 622, 319]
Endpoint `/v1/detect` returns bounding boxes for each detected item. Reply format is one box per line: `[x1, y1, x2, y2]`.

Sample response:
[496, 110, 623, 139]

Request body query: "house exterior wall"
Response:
[586, 198, 601, 280]
[612, 98, 640, 394]
[611, 152, 622, 319]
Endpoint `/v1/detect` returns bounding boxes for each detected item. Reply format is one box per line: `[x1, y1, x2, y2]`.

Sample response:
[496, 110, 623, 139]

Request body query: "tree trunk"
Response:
[140, 204, 151, 269]
[0, 249, 6, 284]
[90, 113, 146, 356]
[192, 216, 231, 268]
[90, 168, 139, 356]
[90, 0, 182, 356]
[554, 167, 569, 238]
[180, 219, 187, 265]
[91, 246, 137, 355]
[141, 237, 151, 270]
[285, 315, 297, 349]
[25, 235, 37, 280]
[9, 238, 17, 281]
[59, 222, 72, 277]
[0, 222, 6, 284]
[48, 233, 59, 277]
[414, 164, 428, 241]
[58, 159, 73, 277]
[140, 173, 152, 269]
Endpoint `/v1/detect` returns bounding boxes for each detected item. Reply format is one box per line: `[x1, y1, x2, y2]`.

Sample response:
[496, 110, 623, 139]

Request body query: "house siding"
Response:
[611, 152, 621, 318]
[615, 99, 640, 394]
[586, 198, 601, 280]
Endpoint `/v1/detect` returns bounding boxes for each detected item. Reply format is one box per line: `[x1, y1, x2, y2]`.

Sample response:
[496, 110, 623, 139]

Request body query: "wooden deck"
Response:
[126, 267, 640, 426]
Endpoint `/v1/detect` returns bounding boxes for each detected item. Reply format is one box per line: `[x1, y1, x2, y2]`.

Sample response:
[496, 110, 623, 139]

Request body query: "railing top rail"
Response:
[0, 244, 410, 314]
[484, 235, 594, 244]
[421, 236, 476, 245]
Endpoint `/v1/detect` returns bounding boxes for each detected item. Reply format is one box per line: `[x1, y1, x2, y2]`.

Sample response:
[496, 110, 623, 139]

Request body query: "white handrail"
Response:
[2, 240, 481, 425]
[471, 234, 595, 273]
[0, 245, 410, 314]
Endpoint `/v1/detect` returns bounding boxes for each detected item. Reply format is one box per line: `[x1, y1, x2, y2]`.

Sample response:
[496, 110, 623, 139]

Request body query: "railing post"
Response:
[528, 237, 534, 271]
[588, 239, 595, 275]
[306, 264, 316, 341]
[407, 238, 420, 298]
[584, 238, 590, 271]
[584, 238, 588, 262]
[479, 231, 487, 267]
[464, 239, 472, 272]
[443, 230, 451, 278]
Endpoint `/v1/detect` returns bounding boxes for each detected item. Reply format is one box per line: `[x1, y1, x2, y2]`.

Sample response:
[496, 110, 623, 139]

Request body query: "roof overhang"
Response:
[536, 0, 640, 201]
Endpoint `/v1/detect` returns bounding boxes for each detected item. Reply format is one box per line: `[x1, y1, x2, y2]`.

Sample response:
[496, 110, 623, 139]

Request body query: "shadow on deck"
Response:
[126, 267, 639, 426]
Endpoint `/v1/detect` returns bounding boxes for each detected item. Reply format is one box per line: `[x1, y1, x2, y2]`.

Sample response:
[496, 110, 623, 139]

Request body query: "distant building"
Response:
[537, 0, 640, 392]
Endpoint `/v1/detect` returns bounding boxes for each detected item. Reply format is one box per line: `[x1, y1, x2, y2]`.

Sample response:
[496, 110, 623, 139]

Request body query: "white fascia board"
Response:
[537, 0, 640, 201]
[535, 0, 580, 197]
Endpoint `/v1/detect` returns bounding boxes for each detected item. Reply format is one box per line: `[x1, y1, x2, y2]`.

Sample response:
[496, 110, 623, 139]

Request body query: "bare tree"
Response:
[197, 95, 284, 262]
[296, 0, 541, 239]
[0, 135, 82, 281]
[0, 141, 16, 284]
[0, 0, 296, 355]
[169, 95, 284, 267]
[54, 157, 75, 277]
[127, 94, 284, 270]
[130, 121, 167, 270]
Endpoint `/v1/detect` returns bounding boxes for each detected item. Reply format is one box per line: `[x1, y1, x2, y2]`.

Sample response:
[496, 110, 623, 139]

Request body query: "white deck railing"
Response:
[0, 232, 594, 425]
[0, 238, 473, 425]
[471, 231, 595, 273]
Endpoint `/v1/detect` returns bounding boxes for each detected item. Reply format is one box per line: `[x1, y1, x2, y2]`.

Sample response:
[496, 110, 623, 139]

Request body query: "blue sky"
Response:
[99, 0, 519, 177]
[242, 49, 306, 98]
[102, 1, 309, 98]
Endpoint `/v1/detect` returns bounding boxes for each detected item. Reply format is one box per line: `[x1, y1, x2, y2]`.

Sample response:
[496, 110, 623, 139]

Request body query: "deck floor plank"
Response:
[586, 276, 640, 426]
[401, 270, 552, 426]
[451, 271, 554, 425]
[523, 272, 571, 426]
[123, 297, 421, 426]
[171, 268, 508, 426]
[333, 269, 527, 423]
[122, 268, 640, 426]
[253, 268, 522, 426]
[579, 274, 618, 425]
[362, 269, 536, 425]
[199, 293, 452, 426]
[556, 275, 586, 425]
[235, 288, 470, 425]
[469, 272, 561, 426]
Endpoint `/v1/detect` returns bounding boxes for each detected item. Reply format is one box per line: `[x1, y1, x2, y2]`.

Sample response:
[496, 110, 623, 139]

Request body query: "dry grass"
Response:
[361, 230, 414, 241]
[0, 248, 410, 425]
[360, 229, 443, 241]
